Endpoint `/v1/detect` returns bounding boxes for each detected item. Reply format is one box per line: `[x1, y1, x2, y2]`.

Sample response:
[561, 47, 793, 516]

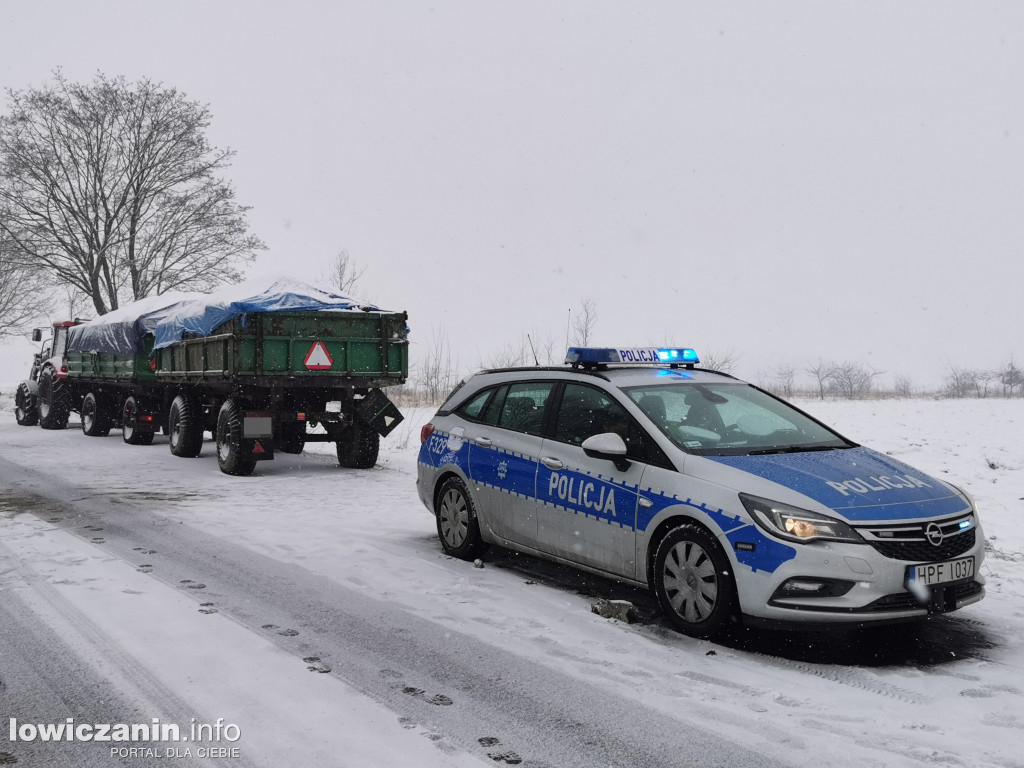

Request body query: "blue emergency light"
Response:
[565, 347, 699, 368]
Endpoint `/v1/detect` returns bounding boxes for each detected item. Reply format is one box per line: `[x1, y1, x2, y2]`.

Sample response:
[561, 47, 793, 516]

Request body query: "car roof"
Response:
[466, 365, 741, 388]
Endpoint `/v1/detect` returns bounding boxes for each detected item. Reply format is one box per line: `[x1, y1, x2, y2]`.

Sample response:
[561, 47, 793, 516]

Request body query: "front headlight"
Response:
[740, 493, 864, 544]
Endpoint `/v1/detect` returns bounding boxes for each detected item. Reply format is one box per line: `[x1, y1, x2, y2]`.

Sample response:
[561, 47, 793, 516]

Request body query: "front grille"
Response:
[868, 529, 976, 561]
[857, 512, 977, 562]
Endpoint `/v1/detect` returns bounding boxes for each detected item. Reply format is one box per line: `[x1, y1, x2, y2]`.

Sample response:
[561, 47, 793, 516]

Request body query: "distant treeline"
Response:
[753, 359, 1024, 401]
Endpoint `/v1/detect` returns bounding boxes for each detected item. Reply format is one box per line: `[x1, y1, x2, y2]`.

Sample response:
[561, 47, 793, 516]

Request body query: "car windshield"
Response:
[623, 382, 855, 456]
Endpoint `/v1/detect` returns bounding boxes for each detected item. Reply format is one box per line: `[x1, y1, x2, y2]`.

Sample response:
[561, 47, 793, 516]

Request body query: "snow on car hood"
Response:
[707, 446, 969, 522]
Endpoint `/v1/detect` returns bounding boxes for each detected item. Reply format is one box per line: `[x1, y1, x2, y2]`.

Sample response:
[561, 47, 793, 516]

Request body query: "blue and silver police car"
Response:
[416, 348, 985, 638]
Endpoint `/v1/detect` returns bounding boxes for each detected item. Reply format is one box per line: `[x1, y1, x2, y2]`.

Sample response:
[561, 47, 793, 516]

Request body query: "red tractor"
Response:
[14, 320, 84, 429]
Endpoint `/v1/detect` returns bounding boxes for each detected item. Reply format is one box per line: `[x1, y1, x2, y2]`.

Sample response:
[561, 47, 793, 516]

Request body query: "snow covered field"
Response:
[1, 340, 1022, 767]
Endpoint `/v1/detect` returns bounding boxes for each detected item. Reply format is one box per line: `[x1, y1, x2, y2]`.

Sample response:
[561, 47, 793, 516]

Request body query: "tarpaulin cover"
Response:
[67, 276, 381, 355]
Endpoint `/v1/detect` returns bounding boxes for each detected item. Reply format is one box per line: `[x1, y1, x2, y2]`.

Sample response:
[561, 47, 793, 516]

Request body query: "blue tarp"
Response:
[67, 276, 381, 356]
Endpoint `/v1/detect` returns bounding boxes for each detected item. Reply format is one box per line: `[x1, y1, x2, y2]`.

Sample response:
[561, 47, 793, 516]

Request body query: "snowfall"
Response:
[0, 335, 1022, 768]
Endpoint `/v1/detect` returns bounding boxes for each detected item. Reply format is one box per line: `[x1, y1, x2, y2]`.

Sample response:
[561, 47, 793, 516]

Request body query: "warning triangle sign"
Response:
[304, 341, 334, 370]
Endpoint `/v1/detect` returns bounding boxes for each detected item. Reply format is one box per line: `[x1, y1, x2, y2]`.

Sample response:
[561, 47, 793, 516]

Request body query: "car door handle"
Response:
[541, 457, 564, 470]
[639, 497, 654, 508]
[475, 437, 492, 447]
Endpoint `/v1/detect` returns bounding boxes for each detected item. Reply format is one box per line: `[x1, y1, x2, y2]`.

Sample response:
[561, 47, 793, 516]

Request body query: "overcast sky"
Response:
[3, 1, 1022, 387]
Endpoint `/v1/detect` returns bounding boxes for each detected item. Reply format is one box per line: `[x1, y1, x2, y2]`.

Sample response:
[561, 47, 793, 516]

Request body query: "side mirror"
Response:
[581, 432, 631, 472]
[31, 329, 42, 342]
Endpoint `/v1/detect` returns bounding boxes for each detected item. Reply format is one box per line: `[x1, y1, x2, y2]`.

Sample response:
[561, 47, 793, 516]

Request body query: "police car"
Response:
[416, 348, 985, 638]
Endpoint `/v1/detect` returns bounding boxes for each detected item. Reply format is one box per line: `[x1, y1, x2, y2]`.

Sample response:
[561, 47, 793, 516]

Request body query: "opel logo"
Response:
[925, 522, 944, 547]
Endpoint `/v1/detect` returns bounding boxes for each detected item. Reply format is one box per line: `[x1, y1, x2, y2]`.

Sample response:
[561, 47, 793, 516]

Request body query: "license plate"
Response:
[906, 556, 975, 587]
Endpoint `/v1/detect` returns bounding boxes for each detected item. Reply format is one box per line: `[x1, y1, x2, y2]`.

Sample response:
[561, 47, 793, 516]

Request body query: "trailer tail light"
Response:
[420, 423, 434, 445]
[140, 414, 154, 423]
[150, 358, 156, 372]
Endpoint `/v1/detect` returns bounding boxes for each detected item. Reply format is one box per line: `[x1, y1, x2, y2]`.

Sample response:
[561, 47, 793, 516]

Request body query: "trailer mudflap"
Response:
[243, 411, 276, 461]
[355, 388, 404, 436]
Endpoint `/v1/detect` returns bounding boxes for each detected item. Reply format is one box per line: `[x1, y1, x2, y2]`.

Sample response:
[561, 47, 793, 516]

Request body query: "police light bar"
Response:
[565, 347, 699, 367]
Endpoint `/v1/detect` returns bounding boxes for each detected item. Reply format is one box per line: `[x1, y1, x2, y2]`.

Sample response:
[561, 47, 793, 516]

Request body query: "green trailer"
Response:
[30, 300, 409, 476]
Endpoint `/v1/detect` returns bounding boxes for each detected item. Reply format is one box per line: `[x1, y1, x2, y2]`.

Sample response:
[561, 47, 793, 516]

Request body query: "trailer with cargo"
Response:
[13, 279, 408, 476]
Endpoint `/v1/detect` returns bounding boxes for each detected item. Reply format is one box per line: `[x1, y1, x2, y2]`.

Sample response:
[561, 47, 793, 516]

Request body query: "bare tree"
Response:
[943, 365, 979, 399]
[805, 359, 834, 400]
[0, 72, 264, 315]
[0, 227, 52, 336]
[323, 249, 366, 297]
[570, 298, 598, 346]
[530, 331, 559, 366]
[417, 327, 459, 403]
[891, 375, 915, 399]
[700, 348, 742, 374]
[769, 363, 796, 398]
[828, 361, 882, 400]
[1001, 358, 1023, 398]
[481, 338, 529, 370]
[975, 369, 1000, 398]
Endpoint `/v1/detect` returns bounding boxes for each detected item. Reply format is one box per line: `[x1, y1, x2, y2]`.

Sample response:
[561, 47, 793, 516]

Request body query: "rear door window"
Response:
[497, 382, 554, 435]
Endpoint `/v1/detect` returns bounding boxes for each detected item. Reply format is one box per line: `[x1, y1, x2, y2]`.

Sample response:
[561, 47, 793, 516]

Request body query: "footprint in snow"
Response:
[261, 624, 298, 636]
[137, 564, 153, 573]
[402, 687, 453, 706]
[179, 580, 206, 590]
[198, 602, 217, 615]
[477, 737, 521, 765]
[303, 656, 332, 674]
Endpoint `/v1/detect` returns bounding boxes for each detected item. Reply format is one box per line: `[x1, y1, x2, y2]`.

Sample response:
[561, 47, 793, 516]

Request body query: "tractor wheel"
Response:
[15, 381, 39, 426]
[168, 394, 205, 458]
[38, 368, 70, 430]
[216, 398, 256, 476]
[81, 392, 112, 437]
[336, 417, 379, 469]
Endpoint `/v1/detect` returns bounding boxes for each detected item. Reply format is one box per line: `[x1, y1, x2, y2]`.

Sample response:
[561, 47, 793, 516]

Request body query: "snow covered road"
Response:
[0, 419, 782, 768]
[1, 398, 1023, 768]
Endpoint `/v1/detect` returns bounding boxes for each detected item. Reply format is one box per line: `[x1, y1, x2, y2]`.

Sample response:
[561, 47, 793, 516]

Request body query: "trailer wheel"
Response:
[122, 396, 155, 445]
[216, 398, 256, 476]
[275, 422, 306, 455]
[15, 382, 39, 426]
[169, 394, 204, 458]
[38, 368, 70, 430]
[81, 392, 112, 437]
[336, 417, 379, 469]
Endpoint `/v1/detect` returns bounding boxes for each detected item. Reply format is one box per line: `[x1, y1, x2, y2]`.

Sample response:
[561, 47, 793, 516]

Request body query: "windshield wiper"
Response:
[747, 444, 840, 456]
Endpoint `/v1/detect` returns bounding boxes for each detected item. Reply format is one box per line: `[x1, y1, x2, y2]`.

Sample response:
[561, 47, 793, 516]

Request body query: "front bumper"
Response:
[734, 523, 987, 625]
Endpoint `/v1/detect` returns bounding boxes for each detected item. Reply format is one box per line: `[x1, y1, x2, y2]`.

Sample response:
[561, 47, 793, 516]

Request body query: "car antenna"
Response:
[527, 334, 540, 366]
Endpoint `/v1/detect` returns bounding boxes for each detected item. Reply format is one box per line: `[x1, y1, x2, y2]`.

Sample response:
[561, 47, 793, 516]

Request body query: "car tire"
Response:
[38, 368, 70, 430]
[653, 523, 736, 639]
[435, 476, 489, 560]
[81, 392, 112, 437]
[15, 381, 39, 426]
[122, 396, 155, 445]
[169, 394, 205, 457]
[216, 398, 256, 476]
